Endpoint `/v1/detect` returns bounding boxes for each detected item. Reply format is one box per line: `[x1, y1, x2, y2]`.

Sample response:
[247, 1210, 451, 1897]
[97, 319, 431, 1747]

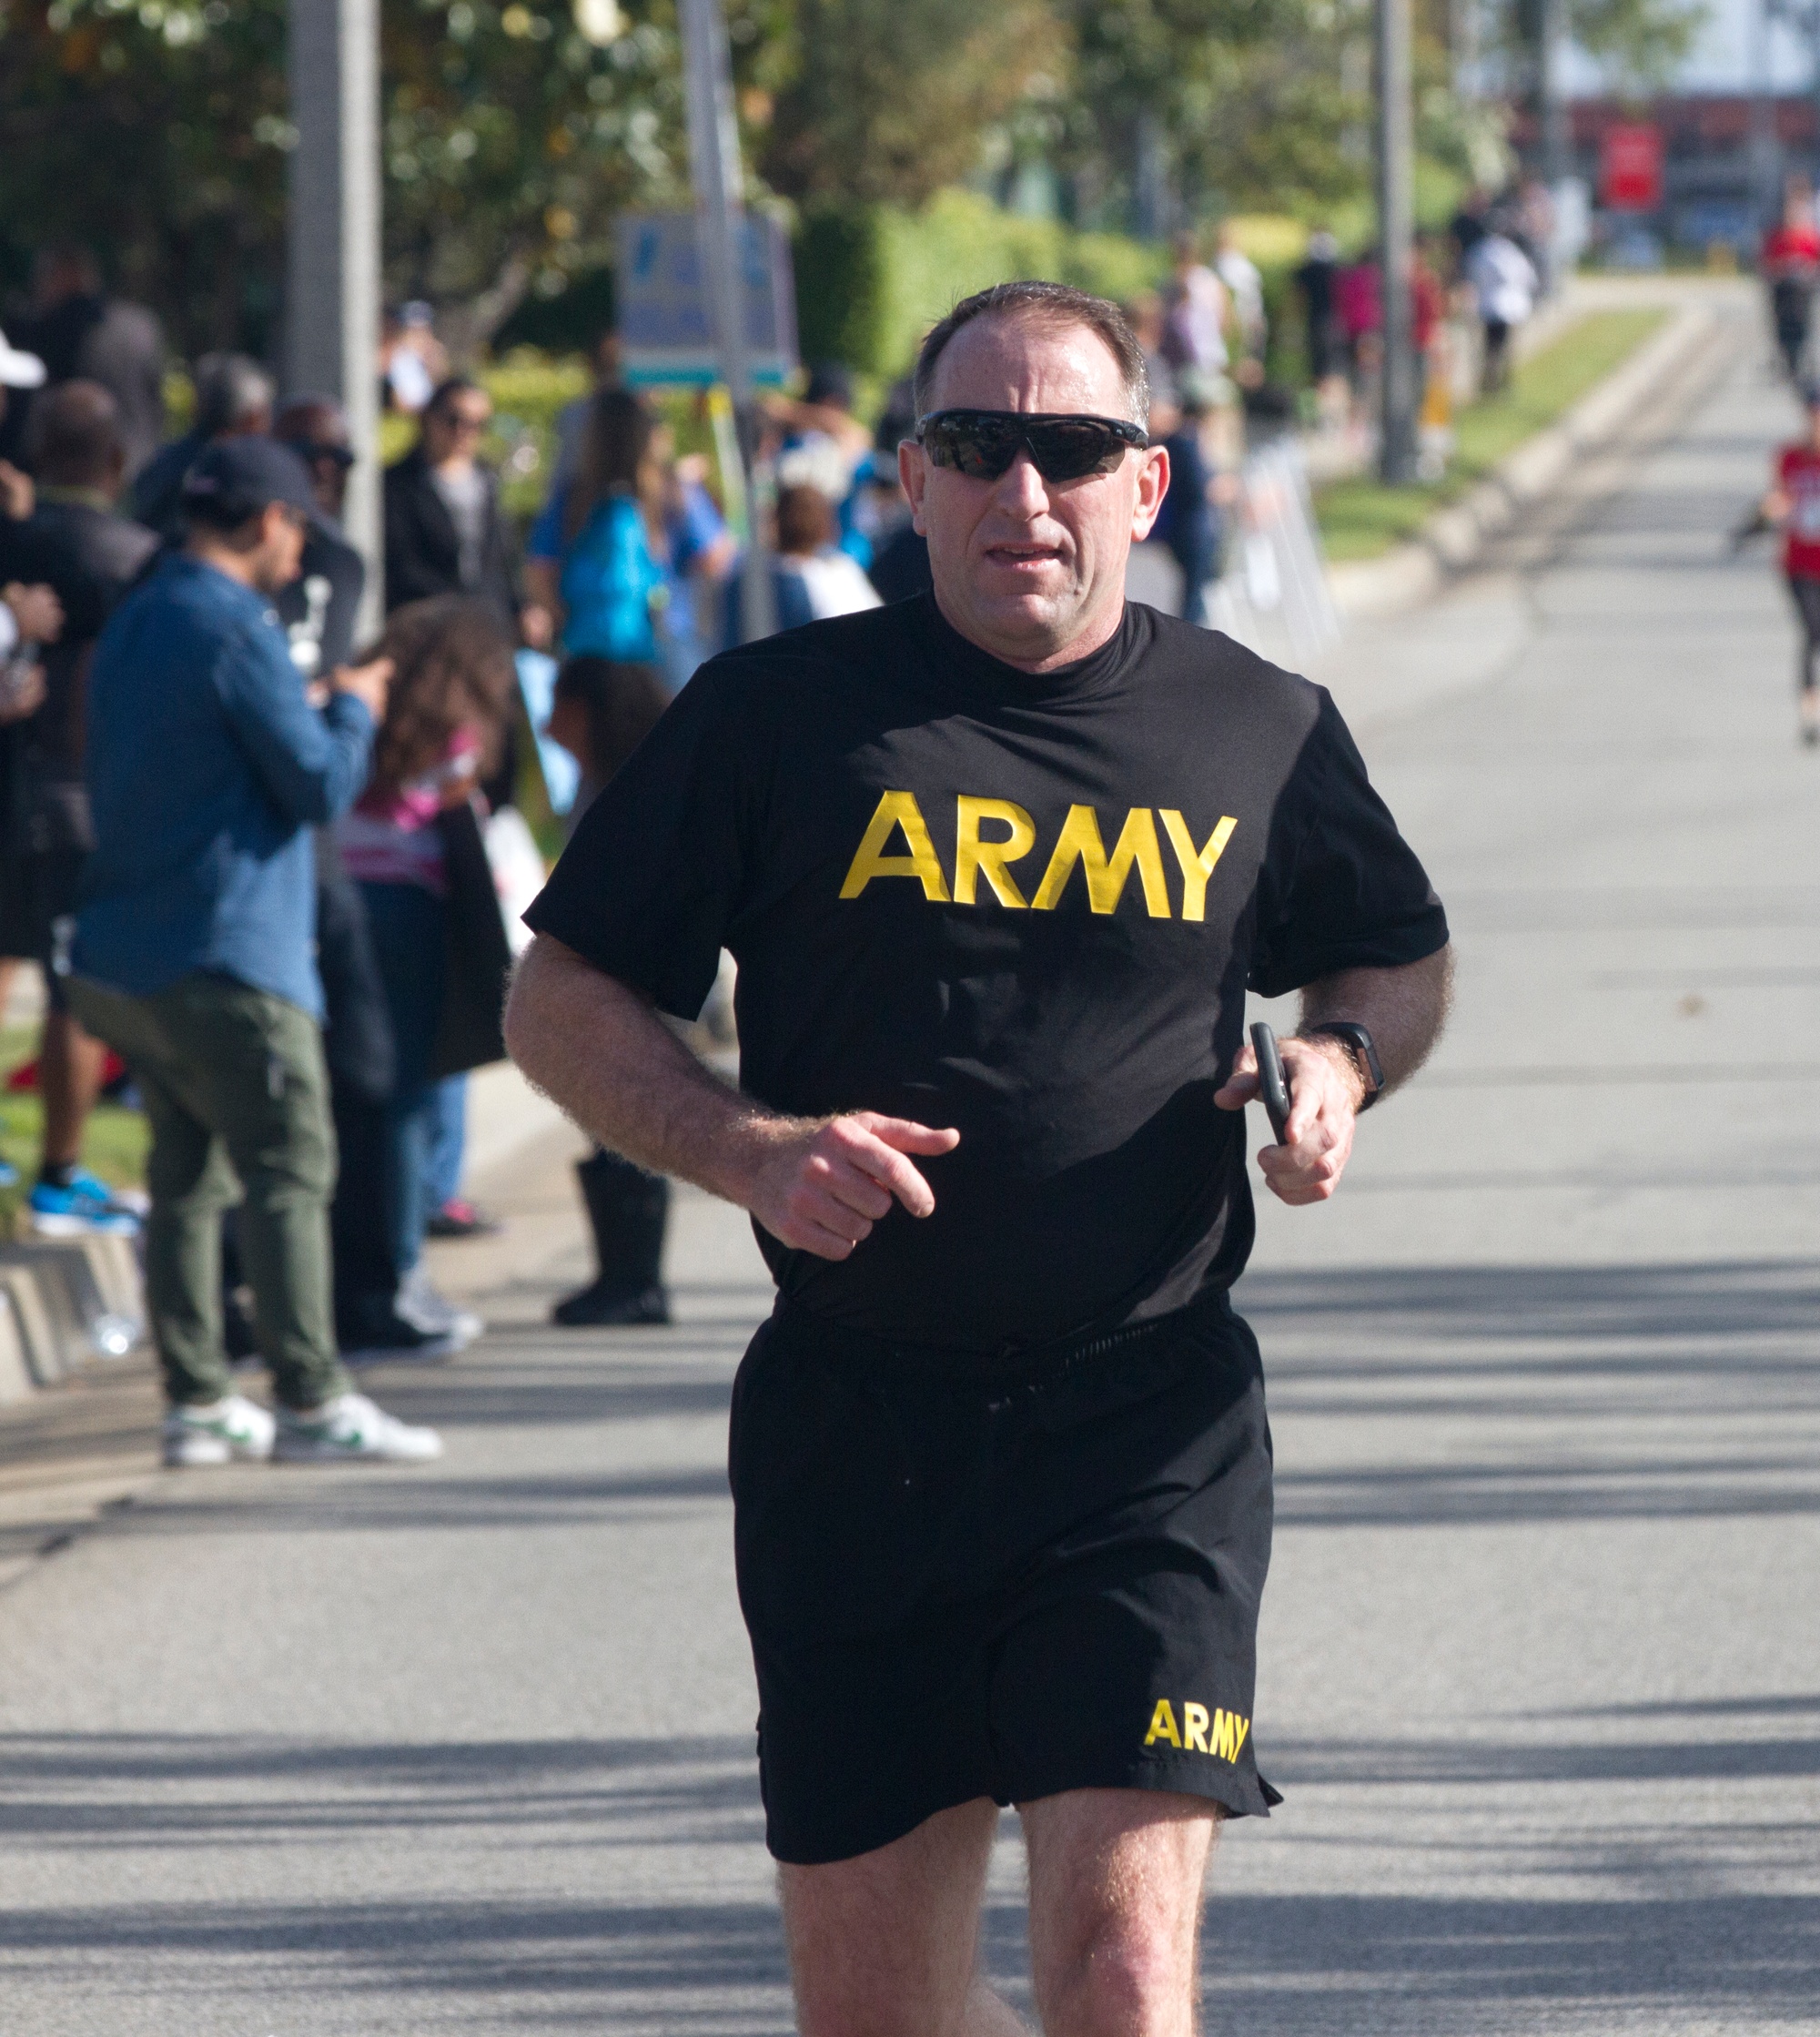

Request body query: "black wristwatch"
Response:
[1301, 1022, 1384, 1110]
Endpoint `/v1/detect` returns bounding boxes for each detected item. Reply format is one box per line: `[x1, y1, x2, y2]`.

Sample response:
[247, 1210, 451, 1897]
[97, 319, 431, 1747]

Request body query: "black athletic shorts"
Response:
[729, 1288, 1280, 1866]
[0, 847, 84, 1008]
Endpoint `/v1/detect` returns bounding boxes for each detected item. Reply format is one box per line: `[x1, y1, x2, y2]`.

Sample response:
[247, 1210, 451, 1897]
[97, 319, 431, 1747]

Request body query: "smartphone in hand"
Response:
[1250, 1021, 1292, 1143]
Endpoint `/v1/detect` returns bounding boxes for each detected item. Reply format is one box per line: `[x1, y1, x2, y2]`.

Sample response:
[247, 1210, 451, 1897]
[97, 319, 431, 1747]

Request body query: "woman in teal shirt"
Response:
[525, 390, 668, 662]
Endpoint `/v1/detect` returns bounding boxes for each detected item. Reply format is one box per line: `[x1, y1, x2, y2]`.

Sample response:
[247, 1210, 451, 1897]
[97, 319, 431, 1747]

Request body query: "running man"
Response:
[1761, 383, 1820, 747]
[506, 281, 1453, 2033]
[1762, 178, 1820, 386]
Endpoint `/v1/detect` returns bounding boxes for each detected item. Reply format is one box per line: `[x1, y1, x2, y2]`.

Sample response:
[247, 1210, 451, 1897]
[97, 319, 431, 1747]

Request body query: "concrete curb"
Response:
[0, 1235, 145, 1404]
[1326, 301, 1720, 621]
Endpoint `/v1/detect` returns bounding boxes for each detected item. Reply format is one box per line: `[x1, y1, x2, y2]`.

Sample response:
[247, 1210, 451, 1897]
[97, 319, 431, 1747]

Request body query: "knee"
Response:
[1042, 1917, 1191, 2037]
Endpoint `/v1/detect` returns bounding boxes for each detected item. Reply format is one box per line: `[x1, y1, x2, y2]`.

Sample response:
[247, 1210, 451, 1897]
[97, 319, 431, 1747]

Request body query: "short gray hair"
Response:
[912, 280, 1151, 429]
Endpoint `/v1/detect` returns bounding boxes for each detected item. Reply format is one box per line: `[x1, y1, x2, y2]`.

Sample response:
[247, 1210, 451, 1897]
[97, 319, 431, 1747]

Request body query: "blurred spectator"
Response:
[551, 328, 626, 486]
[1294, 228, 1343, 402]
[270, 396, 464, 1353]
[1762, 178, 1820, 384]
[0, 383, 157, 1236]
[0, 327, 48, 521]
[332, 595, 516, 1342]
[273, 396, 363, 676]
[1161, 230, 1232, 378]
[1450, 187, 1491, 269]
[69, 438, 439, 1466]
[541, 652, 673, 1326]
[1214, 222, 1268, 379]
[130, 352, 274, 540]
[729, 485, 882, 638]
[1335, 254, 1381, 397]
[1466, 227, 1538, 395]
[661, 450, 736, 684]
[874, 375, 920, 457]
[379, 302, 449, 417]
[1517, 178, 1558, 297]
[1152, 373, 1227, 630]
[1122, 293, 1179, 415]
[524, 387, 668, 663]
[777, 484, 881, 620]
[383, 377, 522, 632]
[2, 247, 165, 482]
[861, 452, 934, 606]
[767, 362, 873, 514]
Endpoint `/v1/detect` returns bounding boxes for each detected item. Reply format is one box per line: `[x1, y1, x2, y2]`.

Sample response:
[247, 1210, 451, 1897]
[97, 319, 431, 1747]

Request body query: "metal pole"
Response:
[1539, 0, 1571, 188]
[287, 0, 382, 634]
[1750, 0, 1780, 229]
[678, 0, 775, 642]
[1376, 0, 1419, 484]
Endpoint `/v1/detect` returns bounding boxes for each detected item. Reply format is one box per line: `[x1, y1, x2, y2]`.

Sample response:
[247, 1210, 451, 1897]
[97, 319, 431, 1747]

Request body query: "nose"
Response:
[993, 448, 1051, 518]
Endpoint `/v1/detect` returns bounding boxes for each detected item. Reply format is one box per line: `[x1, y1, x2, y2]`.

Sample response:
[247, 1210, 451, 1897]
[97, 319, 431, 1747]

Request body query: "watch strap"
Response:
[1302, 1022, 1383, 1109]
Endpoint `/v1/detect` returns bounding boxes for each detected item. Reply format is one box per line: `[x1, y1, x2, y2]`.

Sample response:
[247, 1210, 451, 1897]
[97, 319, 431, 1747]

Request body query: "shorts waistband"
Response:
[771, 1286, 1239, 1390]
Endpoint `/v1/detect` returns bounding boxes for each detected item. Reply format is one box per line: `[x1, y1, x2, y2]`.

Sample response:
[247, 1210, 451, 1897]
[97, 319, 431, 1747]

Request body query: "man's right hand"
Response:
[744, 1111, 960, 1261]
[331, 654, 394, 721]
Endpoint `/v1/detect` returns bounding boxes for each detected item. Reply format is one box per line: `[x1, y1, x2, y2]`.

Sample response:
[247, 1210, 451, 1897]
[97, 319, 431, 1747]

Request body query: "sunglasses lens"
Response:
[922, 413, 1135, 482]
[1024, 421, 1128, 481]
[925, 416, 1019, 479]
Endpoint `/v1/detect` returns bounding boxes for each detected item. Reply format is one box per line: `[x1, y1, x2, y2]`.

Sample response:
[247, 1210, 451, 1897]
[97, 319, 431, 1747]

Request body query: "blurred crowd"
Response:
[0, 206, 1557, 1450]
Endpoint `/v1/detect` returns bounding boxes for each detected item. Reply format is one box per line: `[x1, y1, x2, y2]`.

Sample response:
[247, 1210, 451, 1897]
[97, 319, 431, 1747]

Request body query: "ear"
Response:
[899, 439, 931, 535]
[1130, 444, 1169, 543]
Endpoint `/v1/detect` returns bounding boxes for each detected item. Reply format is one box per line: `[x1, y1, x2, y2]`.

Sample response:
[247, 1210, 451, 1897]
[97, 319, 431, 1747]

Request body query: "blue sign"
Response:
[616, 212, 799, 388]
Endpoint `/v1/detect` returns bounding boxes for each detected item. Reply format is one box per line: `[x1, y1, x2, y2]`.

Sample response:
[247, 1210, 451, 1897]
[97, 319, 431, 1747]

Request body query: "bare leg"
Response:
[39, 1008, 106, 1171]
[780, 1797, 1029, 2037]
[1023, 1789, 1218, 2037]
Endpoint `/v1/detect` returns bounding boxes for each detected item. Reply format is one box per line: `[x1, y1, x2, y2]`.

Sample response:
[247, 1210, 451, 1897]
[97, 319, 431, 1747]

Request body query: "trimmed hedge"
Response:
[795, 190, 1168, 379]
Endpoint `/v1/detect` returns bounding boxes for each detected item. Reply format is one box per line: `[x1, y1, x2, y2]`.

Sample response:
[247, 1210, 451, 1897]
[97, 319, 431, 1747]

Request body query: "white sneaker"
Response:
[273, 1391, 443, 1464]
[397, 1267, 483, 1347]
[163, 1393, 277, 1467]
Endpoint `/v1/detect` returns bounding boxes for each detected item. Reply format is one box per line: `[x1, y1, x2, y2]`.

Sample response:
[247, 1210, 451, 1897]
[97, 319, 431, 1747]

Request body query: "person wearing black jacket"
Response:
[0, 380, 158, 1232]
[381, 377, 521, 626]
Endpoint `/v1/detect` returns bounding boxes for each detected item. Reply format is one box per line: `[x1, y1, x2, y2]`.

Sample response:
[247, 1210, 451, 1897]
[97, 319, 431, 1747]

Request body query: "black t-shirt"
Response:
[526, 595, 1448, 1352]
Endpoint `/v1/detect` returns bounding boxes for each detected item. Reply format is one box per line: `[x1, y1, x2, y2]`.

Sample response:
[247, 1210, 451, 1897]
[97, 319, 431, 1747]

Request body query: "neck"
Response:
[184, 534, 260, 590]
[935, 587, 1126, 674]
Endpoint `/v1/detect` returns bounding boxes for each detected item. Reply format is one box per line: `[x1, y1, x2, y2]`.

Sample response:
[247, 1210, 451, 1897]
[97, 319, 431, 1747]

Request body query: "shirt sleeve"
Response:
[1248, 688, 1449, 998]
[521, 663, 750, 1019]
[214, 616, 375, 828]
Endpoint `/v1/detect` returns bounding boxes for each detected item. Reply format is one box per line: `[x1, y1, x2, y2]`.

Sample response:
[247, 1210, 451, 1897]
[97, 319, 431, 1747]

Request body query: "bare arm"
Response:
[503, 933, 959, 1261]
[1214, 943, 1453, 1207]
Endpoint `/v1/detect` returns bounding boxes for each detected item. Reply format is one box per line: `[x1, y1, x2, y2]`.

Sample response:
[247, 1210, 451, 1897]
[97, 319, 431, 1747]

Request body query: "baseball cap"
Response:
[179, 437, 317, 522]
[0, 328, 46, 390]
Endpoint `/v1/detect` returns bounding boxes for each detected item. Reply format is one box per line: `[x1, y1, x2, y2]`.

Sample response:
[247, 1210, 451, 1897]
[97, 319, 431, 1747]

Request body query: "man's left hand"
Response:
[1213, 1035, 1365, 1206]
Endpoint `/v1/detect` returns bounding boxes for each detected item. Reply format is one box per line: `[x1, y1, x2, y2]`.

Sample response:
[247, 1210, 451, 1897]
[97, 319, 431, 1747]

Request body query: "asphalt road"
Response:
[3, 289, 1817, 2034]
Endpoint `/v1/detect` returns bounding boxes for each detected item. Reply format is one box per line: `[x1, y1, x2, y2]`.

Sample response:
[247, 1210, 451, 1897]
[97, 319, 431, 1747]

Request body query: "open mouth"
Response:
[984, 541, 1067, 571]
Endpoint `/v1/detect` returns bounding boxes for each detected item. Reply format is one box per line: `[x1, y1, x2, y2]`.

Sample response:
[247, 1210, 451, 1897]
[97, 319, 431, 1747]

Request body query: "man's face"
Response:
[249, 505, 308, 595]
[424, 392, 491, 465]
[899, 316, 1168, 673]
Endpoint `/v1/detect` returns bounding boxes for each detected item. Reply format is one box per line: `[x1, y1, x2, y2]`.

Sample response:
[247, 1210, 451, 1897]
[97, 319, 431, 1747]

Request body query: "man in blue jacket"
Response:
[70, 439, 442, 1467]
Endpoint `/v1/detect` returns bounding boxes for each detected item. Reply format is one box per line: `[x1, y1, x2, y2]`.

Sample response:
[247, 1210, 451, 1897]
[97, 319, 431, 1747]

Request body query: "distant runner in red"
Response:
[1762, 178, 1820, 383]
[1761, 384, 1820, 746]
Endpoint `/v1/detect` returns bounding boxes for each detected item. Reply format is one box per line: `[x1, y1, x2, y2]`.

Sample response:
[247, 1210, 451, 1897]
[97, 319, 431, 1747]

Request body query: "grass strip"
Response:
[0, 1021, 149, 1226]
[1316, 308, 1669, 563]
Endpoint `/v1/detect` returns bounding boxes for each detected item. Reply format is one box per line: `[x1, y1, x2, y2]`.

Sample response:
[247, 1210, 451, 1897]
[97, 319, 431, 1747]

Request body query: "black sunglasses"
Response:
[915, 409, 1148, 483]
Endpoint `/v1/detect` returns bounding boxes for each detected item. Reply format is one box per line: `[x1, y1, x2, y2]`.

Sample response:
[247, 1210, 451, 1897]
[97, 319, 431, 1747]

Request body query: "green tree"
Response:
[753, 0, 1058, 208]
[0, 0, 697, 355]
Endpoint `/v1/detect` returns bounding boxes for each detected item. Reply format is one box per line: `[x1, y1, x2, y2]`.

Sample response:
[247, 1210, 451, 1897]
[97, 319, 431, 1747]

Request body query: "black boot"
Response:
[552, 1150, 671, 1326]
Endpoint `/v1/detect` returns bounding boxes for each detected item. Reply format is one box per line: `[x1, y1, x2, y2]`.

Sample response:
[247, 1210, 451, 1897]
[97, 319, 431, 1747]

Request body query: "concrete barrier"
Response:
[0, 1284, 34, 1405]
[0, 1235, 146, 1388]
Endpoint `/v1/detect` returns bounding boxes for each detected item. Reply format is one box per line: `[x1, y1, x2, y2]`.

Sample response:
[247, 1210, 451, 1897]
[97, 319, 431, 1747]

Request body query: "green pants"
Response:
[68, 972, 349, 1413]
